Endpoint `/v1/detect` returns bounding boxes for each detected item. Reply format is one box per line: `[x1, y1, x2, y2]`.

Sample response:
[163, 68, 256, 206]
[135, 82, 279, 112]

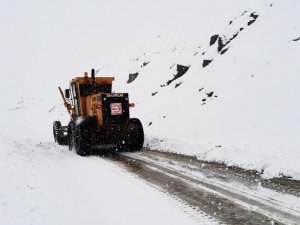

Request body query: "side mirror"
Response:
[65, 89, 70, 99]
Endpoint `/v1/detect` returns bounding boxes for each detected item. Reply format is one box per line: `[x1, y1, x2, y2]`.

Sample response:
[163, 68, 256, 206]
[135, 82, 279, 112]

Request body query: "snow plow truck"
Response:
[53, 69, 144, 156]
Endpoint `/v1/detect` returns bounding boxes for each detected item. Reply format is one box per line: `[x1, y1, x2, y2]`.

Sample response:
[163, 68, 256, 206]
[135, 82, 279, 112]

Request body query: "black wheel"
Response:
[74, 126, 91, 156]
[53, 121, 67, 145]
[67, 121, 75, 151]
[122, 118, 144, 151]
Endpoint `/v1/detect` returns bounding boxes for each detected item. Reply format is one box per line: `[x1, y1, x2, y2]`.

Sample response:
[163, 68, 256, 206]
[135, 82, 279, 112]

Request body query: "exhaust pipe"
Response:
[91, 68, 96, 93]
[91, 68, 96, 84]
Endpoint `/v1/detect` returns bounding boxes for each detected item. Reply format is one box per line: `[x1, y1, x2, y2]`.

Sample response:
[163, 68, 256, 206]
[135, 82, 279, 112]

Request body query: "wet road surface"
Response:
[93, 148, 300, 225]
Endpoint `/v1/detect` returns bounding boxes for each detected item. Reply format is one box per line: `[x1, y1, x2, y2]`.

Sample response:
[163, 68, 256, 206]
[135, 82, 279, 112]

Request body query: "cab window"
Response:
[80, 84, 112, 97]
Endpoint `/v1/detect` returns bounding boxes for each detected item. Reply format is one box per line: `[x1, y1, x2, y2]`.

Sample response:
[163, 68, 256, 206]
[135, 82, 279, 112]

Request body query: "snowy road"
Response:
[102, 150, 300, 225]
[0, 135, 218, 225]
[1, 134, 300, 225]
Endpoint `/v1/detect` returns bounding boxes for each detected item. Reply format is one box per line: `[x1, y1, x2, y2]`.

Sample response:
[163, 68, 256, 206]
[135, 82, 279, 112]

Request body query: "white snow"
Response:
[114, 0, 300, 180]
[0, 133, 218, 225]
[1, 0, 300, 222]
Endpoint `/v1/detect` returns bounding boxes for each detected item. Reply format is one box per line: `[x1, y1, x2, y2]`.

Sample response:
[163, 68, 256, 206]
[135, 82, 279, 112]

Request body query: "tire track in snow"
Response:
[100, 151, 298, 225]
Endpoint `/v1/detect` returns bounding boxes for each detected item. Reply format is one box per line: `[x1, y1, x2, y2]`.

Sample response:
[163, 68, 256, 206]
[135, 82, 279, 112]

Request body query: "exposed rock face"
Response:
[166, 64, 190, 86]
[202, 59, 213, 68]
[175, 82, 182, 88]
[218, 37, 225, 52]
[127, 72, 139, 83]
[220, 48, 229, 55]
[141, 61, 150, 67]
[206, 92, 214, 97]
[210, 34, 219, 46]
[248, 12, 259, 26]
[293, 37, 300, 42]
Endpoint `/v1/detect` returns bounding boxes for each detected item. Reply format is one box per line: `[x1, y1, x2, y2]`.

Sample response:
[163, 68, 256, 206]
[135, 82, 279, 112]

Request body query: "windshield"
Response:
[80, 84, 112, 97]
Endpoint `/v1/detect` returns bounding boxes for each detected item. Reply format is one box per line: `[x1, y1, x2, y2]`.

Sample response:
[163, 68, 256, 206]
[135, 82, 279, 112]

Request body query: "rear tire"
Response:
[122, 118, 144, 151]
[53, 121, 67, 145]
[74, 126, 91, 156]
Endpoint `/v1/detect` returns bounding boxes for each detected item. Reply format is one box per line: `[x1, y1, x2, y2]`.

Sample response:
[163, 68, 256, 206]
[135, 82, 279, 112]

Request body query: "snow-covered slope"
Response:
[114, 1, 300, 179]
[1, 0, 299, 180]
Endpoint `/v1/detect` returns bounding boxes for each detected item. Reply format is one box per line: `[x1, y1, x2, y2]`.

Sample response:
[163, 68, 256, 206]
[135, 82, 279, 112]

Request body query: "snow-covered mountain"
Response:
[1, 0, 300, 180]
[117, 1, 300, 179]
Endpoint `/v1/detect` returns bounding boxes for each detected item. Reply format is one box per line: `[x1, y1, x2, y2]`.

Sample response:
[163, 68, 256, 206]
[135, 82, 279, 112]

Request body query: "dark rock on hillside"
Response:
[152, 92, 158, 96]
[166, 64, 190, 85]
[127, 72, 139, 83]
[175, 82, 182, 88]
[230, 32, 239, 41]
[248, 20, 255, 26]
[202, 59, 213, 68]
[177, 64, 189, 77]
[218, 32, 239, 54]
[250, 12, 259, 20]
[141, 61, 150, 67]
[220, 48, 229, 55]
[206, 92, 214, 97]
[293, 37, 300, 42]
[210, 34, 219, 46]
[218, 37, 225, 52]
[248, 12, 259, 26]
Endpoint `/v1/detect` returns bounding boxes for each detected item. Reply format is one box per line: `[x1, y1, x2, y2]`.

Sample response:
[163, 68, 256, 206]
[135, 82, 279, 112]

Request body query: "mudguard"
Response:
[75, 116, 97, 130]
